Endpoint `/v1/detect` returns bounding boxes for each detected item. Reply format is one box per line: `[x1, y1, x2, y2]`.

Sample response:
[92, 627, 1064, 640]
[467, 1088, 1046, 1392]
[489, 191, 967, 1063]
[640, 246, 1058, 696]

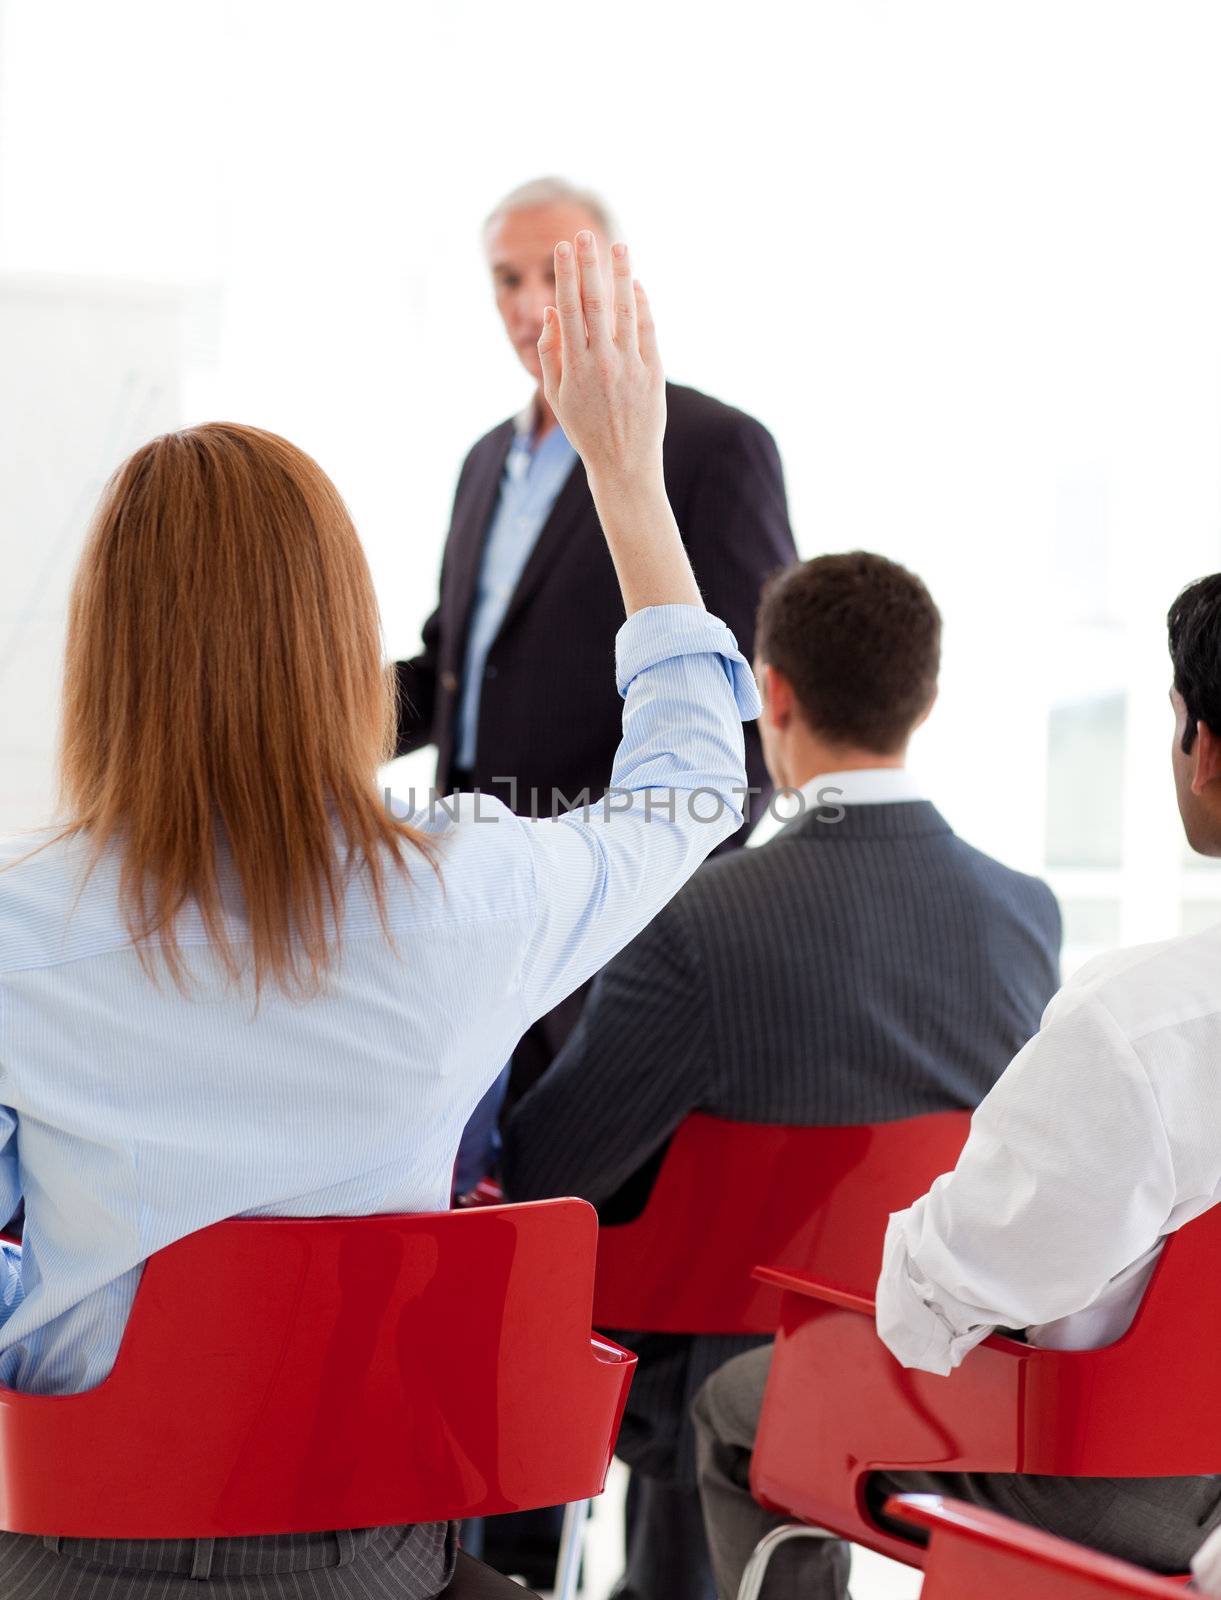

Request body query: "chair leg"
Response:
[735, 1523, 835, 1600]
[553, 1498, 588, 1600]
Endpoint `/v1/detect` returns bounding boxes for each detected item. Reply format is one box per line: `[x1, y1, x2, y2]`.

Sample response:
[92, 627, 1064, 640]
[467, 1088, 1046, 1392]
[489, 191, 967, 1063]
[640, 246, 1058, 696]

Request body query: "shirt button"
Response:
[485, 664, 498, 680]
[441, 670, 458, 692]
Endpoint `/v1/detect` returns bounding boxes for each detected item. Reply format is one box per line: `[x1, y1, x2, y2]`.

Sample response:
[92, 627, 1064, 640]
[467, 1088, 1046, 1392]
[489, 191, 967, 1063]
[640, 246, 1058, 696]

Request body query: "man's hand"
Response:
[536, 232, 666, 490]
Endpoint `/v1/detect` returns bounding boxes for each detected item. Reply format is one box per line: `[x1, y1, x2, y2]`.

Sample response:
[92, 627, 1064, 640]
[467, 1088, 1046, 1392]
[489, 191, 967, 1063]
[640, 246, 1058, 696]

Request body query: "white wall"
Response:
[0, 278, 185, 831]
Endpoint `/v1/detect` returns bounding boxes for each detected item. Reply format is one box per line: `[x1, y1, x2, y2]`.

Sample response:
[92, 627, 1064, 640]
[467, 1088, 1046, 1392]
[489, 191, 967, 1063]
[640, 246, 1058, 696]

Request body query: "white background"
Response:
[3, 0, 1221, 967]
[3, 9, 1220, 1593]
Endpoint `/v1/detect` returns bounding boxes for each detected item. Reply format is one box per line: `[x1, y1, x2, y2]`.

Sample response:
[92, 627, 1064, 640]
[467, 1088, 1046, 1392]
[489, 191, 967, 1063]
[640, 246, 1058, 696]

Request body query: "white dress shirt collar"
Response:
[747, 767, 927, 848]
[793, 767, 927, 808]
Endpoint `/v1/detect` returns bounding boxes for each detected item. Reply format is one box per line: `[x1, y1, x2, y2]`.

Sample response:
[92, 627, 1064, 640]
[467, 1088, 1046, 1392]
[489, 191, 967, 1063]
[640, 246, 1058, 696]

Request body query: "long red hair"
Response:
[56, 422, 433, 995]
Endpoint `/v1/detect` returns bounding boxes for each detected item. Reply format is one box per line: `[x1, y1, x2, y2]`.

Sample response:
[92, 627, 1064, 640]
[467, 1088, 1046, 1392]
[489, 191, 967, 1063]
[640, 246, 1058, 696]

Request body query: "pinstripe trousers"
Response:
[0, 1520, 454, 1599]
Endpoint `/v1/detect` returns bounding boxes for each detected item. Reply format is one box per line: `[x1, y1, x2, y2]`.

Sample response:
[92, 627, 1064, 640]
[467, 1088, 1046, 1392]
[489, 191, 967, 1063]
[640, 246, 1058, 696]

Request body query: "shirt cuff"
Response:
[614, 604, 762, 719]
[876, 1211, 989, 1377]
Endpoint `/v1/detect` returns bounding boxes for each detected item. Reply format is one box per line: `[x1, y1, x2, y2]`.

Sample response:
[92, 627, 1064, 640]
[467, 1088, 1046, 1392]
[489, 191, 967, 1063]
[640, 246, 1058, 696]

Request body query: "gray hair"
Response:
[483, 176, 618, 240]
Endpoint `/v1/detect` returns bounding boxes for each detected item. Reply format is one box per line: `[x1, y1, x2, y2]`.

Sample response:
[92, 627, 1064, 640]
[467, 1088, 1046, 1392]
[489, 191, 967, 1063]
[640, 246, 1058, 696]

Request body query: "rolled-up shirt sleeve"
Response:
[875, 991, 1176, 1376]
[512, 603, 759, 1025]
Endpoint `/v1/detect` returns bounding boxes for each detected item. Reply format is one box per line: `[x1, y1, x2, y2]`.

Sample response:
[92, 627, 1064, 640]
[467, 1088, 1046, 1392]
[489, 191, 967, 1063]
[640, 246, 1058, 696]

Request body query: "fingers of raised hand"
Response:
[575, 230, 610, 347]
[610, 243, 637, 349]
[537, 305, 562, 400]
[633, 279, 660, 369]
[554, 239, 585, 354]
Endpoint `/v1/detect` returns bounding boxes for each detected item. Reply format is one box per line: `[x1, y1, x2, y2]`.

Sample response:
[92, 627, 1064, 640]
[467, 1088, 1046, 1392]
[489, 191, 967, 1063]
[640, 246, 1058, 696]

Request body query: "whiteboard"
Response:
[0, 276, 184, 833]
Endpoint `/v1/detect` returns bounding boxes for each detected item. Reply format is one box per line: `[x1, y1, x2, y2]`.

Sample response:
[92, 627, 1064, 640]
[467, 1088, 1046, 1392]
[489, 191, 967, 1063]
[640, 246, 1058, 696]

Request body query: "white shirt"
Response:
[747, 767, 927, 847]
[877, 922, 1221, 1375]
[0, 604, 758, 1395]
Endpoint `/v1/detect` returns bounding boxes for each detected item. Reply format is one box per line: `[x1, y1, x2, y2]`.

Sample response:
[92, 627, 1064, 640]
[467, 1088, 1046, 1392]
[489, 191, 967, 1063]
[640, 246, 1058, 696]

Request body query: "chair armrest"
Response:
[885, 1495, 1189, 1597]
[752, 1264, 876, 1316]
[591, 1334, 635, 1365]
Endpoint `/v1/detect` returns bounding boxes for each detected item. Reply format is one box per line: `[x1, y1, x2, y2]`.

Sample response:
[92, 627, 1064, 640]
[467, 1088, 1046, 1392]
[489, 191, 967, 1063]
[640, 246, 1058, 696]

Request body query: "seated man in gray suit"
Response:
[502, 551, 1061, 1600]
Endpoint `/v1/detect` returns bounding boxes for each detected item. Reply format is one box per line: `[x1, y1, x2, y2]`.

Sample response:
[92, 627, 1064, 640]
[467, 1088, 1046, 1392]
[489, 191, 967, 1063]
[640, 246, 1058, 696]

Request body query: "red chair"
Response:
[745, 1196, 1221, 1584]
[591, 1112, 971, 1335]
[0, 1199, 635, 1599]
[886, 1495, 1188, 1600]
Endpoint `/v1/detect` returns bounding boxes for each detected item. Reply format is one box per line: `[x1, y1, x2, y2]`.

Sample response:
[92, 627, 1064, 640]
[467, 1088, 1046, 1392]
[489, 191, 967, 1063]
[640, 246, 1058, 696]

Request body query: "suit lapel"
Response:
[444, 421, 515, 656]
[492, 453, 591, 644]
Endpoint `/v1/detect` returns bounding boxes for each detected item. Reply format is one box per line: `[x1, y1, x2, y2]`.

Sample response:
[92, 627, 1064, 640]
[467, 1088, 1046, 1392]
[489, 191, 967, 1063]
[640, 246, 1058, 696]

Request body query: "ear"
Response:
[1191, 719, 1221, 794]
[762, 664, 795, 730]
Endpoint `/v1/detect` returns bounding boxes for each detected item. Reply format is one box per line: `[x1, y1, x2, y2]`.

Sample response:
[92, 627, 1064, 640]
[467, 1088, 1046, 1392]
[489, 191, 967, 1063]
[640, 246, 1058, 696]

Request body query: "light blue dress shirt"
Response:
[454, 421, 578, 770]
[0, 604, 758, 1395]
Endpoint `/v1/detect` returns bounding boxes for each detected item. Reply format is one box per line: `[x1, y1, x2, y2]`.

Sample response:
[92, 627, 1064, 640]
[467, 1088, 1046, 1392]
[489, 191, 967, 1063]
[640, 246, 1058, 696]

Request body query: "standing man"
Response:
[394, 177, 795, 1093]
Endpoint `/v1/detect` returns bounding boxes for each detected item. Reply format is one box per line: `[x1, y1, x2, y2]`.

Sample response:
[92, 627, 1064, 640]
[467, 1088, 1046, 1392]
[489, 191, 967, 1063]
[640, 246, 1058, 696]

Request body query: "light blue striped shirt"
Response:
[455, 422, 577, 769]
[0, 605, 758, 1395]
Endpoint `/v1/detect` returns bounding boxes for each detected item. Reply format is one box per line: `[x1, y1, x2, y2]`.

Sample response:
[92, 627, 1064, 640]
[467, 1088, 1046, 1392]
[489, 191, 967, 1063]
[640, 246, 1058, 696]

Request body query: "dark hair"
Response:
[1168, 573, 1221, 753]
[755, 551, 941, 754]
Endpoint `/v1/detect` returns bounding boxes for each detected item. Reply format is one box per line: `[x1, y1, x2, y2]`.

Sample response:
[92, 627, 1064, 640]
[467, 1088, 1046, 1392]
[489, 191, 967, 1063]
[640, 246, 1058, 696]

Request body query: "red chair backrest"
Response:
[0, 1200, 635, 1539]
[889, 1495, 1188, 1600]
[750, 1197, 1221, 1566]
[591, 1111, 971, 1334]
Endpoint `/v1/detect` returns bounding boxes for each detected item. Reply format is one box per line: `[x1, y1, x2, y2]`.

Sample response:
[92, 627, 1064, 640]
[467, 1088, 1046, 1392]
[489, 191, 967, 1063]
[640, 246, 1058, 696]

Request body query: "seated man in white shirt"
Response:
[692, 572, 1221, 1596]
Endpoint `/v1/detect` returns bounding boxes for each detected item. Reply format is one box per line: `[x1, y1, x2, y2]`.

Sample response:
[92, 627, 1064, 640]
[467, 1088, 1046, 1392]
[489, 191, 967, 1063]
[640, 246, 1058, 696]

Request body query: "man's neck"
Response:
[531, 388, 560, 441]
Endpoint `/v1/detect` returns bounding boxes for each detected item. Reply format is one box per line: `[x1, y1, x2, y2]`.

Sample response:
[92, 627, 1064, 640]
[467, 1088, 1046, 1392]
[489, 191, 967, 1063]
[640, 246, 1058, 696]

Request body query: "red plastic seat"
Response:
[591, 1112, 971, 1334]
[886, 1495, 1187, 1600]
[748, 1198, 1221, 1569]
[0, 1199, 635, 1540]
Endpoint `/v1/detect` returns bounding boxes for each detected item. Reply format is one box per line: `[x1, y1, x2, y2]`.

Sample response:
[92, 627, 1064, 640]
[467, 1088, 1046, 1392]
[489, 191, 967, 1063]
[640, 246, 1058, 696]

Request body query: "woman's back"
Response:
[1, 599, 756, 1396]
[0, 808, 533, 1391]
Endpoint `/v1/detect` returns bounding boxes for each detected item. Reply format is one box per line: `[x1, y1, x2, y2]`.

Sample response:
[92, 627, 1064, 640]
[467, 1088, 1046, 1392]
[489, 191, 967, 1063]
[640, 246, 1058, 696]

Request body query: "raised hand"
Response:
[536, 231, 666, 488]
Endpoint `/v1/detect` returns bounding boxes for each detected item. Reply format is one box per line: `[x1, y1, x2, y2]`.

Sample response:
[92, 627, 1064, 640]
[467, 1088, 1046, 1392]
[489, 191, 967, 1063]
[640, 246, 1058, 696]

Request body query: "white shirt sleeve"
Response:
[875, 990, 1177, 1375]
[510, 603, 759, 1025]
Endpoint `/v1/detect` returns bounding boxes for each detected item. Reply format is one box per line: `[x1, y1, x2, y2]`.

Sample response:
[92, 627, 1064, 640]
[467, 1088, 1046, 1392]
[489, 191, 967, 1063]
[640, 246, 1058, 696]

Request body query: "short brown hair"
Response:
[57, 423, 435, 997]
[755, 552, 941, 754]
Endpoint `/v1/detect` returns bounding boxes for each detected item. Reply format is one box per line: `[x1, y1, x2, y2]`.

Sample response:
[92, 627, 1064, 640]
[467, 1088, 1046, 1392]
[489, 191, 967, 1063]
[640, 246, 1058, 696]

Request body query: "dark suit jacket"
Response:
[393, 382, 794, 828]
[503, 801, 1062, 1483]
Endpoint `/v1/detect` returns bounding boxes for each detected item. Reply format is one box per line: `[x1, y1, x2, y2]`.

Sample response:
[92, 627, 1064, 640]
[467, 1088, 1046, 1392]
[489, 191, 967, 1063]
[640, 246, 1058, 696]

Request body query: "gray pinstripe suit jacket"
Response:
[503, 800, 1062, 1485]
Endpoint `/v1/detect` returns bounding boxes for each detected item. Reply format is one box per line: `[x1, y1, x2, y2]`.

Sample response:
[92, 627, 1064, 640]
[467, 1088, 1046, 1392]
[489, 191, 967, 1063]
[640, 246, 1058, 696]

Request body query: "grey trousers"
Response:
[692, 1345, 1221, 1600]
[612, 1471, 717, 1600]
[0, 1521, 455, 1600]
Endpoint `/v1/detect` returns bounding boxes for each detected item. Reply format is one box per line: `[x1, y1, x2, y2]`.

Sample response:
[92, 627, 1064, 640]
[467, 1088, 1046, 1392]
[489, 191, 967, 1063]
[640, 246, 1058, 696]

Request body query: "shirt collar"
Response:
[512, 400, 571, 443]
[512, 402, 536, 439]
[747, 767, 928, 848]
[794, 767, 927, 808]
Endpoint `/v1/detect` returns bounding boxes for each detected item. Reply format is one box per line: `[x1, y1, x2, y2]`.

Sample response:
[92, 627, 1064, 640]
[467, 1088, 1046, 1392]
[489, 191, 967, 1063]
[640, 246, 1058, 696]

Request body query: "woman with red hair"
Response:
[0, 233, 758, 1597]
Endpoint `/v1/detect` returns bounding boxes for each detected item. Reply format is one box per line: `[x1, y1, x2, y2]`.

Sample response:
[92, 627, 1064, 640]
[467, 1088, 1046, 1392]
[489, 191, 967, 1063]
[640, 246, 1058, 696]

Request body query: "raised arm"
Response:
[537, 231, 701, 613]
[503, 232, 760, 1020]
